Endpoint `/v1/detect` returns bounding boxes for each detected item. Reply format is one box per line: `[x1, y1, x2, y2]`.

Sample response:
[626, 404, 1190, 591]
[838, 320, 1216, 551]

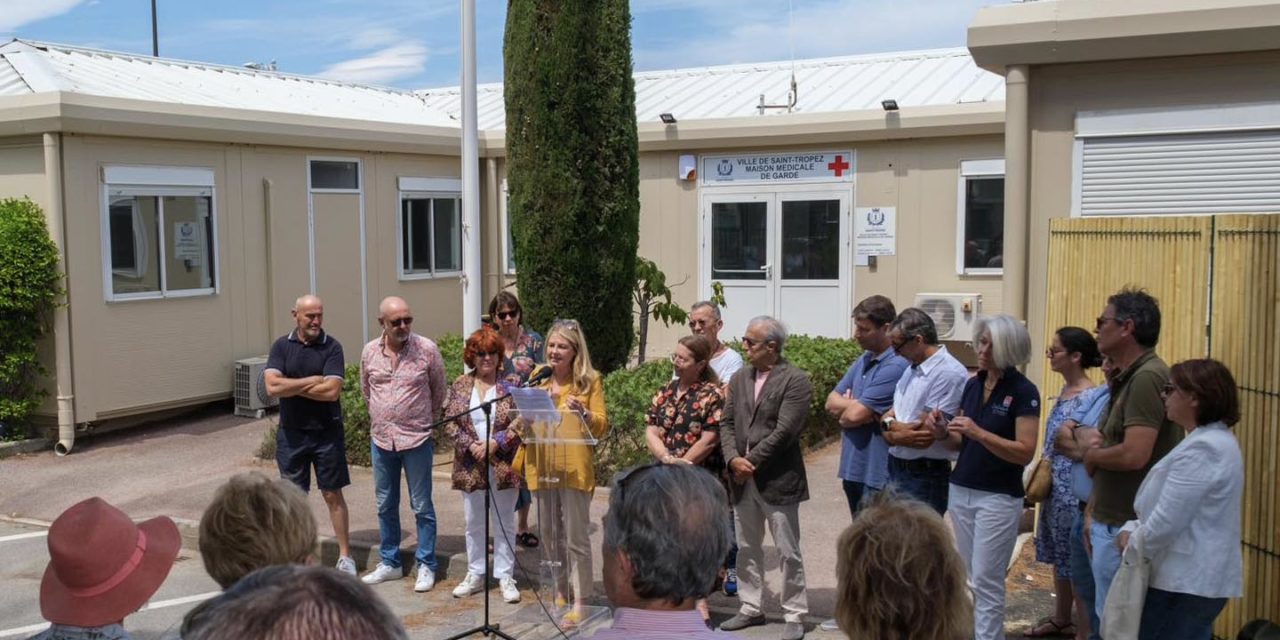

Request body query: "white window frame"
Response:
[307, 157, 362, 193]
[107, 196, 146, 279]
[1072, 101, 1280, 217]
[397, 177, 464, 280]
[500, 178, 516, 275]
[100, 165, 219, 302]
[955, 158, 1006, 276]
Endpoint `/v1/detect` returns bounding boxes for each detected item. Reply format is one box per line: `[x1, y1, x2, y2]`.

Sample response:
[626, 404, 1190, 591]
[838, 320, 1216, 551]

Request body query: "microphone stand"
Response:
[434, 385, 519, 640]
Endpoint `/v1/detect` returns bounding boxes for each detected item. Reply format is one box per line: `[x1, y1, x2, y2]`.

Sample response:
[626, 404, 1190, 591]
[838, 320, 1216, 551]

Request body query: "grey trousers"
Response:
[733, 480, 809, 623]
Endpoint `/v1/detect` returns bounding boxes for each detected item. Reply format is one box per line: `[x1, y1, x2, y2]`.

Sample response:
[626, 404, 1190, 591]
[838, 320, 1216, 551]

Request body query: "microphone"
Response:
[524, 364, 553, 387]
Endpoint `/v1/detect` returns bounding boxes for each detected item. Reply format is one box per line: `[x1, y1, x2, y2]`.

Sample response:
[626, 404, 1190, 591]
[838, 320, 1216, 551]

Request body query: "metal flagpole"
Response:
[461, 0, 482, 335]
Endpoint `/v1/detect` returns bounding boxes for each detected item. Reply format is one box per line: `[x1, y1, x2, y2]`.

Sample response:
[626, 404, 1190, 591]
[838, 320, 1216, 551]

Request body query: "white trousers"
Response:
[461, 469, 519, 579]
[949, 484, 1022, 640]
[734, 480, 809, 623]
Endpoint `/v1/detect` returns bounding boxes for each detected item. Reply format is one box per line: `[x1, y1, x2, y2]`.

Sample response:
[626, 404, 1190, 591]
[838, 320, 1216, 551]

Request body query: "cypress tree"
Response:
[504, 0, 640, 374]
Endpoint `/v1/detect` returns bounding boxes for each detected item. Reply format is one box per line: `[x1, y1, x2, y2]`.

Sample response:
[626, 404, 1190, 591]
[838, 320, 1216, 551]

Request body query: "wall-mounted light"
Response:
[881, 99, 899, 111]
[659, 113, 677, 124]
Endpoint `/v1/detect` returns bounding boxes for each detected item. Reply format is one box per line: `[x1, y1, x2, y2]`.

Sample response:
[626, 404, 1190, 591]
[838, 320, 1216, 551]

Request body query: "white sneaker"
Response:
[415, 564, 437, 592]
[819, 618, 840, 632]
[500, 576, 521, 603]
[452, 572, 484, 598]
[360, 562, 398, 584]
[335, 556, 358, 577]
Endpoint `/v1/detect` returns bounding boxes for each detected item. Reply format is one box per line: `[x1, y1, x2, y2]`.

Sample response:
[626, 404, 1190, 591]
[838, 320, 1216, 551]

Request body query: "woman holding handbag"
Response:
[1025, 327, 1105, 638]
[1113, 358, 1243, 640]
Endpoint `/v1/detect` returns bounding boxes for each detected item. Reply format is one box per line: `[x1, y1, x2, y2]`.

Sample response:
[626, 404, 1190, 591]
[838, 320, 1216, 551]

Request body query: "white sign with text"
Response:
[854, 206, 895, 266]
[702, 150, 854, 184]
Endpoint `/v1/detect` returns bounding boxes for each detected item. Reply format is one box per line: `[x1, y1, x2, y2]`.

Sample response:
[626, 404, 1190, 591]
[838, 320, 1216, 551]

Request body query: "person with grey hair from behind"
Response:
[595, 463, 737, 639]
[185, 564, 407, 640]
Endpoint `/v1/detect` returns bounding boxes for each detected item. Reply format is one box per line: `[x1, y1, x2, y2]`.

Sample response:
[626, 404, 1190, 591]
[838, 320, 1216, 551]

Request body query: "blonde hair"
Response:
[835, 493, 972, 640]
[198, 472, 317, 588]
[545, 319, 599, 394]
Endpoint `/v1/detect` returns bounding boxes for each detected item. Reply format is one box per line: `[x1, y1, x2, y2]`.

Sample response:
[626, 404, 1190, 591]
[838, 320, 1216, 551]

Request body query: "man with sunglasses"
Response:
[1080, 288, 1181, 622]
[688, 301, 744, 383]
[359, 296, 447, 592]
[264, 294, 356, 576]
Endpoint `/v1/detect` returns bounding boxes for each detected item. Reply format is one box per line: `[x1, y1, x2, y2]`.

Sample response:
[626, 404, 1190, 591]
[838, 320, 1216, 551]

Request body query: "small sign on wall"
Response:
[854, 206, 895, 266]
[701, 150, 854, 184]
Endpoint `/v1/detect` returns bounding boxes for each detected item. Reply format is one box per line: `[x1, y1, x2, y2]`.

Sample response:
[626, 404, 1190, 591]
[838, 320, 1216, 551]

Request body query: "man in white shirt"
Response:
[688, 301, 744, 384]
[880, 308, 970, 514]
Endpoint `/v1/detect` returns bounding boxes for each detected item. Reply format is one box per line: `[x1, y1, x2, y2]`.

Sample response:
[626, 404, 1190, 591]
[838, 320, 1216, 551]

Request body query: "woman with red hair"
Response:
[442, 327, 523, 604]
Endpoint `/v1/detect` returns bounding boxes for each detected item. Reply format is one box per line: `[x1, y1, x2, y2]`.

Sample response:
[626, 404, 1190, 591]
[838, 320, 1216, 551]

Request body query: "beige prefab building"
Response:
[0, 40, 1009, 447]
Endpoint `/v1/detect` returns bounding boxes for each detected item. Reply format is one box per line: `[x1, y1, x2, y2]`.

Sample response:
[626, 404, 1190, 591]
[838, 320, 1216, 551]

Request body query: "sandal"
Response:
[516, 532, 540, 548]
[1024, 617, 1075, 638]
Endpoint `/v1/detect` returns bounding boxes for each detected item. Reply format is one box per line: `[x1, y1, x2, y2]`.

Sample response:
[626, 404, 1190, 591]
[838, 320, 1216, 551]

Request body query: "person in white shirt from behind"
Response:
[687, 301, 745, 384]
[1116, 358, 1244, 640]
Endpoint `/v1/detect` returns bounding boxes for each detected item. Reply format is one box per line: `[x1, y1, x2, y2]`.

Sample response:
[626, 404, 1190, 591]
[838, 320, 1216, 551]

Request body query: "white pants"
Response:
[461, 469, 519, 579]
[949, 484, 1022, 640]
[734, 480, 808, 623]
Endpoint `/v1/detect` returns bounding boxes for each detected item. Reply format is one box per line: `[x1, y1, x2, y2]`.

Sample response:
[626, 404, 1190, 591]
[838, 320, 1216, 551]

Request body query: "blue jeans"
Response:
[372, 440, 437, 570]
[1138, 587, 1227, 640]
[1089, 521, 1124, 624]
[842, 480, 879, 519]
[887, 456, 950, 515]
[1069, 512, 1101, 640]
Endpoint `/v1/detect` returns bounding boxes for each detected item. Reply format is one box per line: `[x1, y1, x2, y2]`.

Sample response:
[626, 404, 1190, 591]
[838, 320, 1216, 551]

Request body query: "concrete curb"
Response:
[0, 438, 50, 459]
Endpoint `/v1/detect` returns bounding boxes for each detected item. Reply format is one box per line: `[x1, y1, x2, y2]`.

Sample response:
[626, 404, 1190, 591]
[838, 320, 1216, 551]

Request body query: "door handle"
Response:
[760, 263, 773, 279]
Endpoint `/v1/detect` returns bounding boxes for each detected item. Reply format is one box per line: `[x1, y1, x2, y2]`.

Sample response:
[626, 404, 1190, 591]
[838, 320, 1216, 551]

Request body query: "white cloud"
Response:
[0, 0, 89, 33]
[317, 42, 429, 85]
[635, 0, 990, 71]
[347, 27, 402, 51]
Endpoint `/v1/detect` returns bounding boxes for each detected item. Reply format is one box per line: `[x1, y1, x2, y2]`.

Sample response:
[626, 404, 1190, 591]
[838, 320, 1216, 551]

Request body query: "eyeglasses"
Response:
[688, 318, 717, 329]
[1160, 383, 1176, 398]
[741, 337, 758, 349]
[477, 350, 500, 359]
[1095, 315, 1118, 330]
[387, 317, 413, 328]
[496, 310, 518, 321]
[1045, 348, 1065, 358]
[552, 318, 581, 330]
[612, 462, 661, 504]
[670, 353, 694, 365]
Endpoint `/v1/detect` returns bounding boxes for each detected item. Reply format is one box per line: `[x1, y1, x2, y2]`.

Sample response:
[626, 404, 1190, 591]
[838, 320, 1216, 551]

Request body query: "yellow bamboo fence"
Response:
[1041, 214, 1280, 637]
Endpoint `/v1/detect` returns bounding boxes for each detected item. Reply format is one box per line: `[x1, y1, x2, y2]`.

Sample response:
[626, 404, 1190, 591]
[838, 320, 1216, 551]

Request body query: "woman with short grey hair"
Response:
[942, 314, 1041, 640]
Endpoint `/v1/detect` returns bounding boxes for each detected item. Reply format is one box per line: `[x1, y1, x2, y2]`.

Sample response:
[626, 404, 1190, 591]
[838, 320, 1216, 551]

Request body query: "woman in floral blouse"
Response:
[488, 291, 543, 546]
[441, 327, 523, 604]
[644, 333, 727, 629]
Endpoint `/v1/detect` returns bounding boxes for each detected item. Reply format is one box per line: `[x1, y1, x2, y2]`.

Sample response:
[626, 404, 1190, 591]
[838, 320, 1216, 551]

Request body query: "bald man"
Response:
[358, 296, 446, 592]
[264, 294, 355, 575]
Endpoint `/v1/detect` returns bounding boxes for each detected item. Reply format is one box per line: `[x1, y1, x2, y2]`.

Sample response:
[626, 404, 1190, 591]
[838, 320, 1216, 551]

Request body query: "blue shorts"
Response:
[276, 425, 351, 493]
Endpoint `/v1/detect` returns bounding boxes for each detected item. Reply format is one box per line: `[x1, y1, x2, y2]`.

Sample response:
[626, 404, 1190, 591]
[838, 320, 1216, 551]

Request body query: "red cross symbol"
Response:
[827, 155, 850, 177]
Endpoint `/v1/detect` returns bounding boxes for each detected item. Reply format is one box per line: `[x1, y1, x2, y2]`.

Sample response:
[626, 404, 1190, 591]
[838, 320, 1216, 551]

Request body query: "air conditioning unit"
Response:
[913, 293, 982, 342]
[234, 356, 277, 418]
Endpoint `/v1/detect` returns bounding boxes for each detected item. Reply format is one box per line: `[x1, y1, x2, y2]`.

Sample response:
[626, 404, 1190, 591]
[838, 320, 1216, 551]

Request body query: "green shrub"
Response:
[0, 198, 62, 440]
[596, 357, 674, 482]
[259, 333, 466, 466]
[591, 334, 863, 483]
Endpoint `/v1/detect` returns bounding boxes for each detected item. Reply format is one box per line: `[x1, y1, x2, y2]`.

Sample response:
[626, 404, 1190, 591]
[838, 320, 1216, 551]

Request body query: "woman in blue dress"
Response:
[1026, 327, 1104, 638]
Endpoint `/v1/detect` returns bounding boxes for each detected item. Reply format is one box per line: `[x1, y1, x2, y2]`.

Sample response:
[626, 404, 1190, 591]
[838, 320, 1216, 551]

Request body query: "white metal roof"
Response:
[0, 39, 459, 128]
[418, 47, 1005, 130]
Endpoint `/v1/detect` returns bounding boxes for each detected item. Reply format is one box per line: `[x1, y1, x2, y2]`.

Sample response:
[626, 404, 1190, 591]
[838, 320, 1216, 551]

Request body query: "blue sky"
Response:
[1, 0, 998, 90]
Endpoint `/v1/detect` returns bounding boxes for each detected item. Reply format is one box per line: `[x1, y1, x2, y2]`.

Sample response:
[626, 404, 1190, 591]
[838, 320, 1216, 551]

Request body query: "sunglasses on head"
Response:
[387, 317, 413, 328]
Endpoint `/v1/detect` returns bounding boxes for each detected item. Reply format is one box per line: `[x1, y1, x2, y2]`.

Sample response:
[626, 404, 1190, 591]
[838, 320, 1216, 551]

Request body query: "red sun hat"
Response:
[40, 497, 181, 627]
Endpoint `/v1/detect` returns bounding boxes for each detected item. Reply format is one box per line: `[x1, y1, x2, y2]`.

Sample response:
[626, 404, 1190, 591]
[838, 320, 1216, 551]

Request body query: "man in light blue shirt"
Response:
[824, 295, 909, 518]
[880, 308, 970, 515]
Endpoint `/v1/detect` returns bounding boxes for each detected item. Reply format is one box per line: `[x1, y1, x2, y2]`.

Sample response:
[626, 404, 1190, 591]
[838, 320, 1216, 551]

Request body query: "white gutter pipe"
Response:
[43, 132, 77, 456]
[1001, 65, 1030, 321]
[460, 0, 481, 334]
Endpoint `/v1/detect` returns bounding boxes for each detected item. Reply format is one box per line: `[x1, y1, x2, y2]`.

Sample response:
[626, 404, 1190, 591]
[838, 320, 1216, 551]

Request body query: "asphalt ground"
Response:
[0, 405, 1055, 639]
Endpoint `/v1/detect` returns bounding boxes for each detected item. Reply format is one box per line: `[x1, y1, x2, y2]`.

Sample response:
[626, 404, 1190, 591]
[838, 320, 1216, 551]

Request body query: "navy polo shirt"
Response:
[833, 347, 909, 489]
[265, 330, 345, 431]
[950, 367, 1041, 498]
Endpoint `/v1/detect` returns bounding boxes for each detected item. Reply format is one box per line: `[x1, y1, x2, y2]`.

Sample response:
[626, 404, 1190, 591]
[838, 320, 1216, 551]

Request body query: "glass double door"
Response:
[702, 189, 851, 340]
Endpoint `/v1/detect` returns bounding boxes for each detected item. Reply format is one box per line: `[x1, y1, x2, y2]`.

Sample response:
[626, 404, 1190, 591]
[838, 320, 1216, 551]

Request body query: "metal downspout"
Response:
[43, 133, 77, 456]
[1002, 65, 1031, 321]
[485, 157, 500, 301]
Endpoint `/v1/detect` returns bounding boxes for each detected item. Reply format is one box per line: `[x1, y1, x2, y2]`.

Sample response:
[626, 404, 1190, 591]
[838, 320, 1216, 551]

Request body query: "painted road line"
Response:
[0, 531, 48, 543]
[0, 591, 220, 639]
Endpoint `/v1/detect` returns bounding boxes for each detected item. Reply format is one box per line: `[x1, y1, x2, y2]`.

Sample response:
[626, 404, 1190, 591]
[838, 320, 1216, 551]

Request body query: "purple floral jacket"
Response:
[443, 374, 522, 492]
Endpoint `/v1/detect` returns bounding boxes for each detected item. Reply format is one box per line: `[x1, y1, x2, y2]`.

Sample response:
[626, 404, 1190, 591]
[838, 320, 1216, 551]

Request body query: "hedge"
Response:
[260, 333, 864, 484]
[0, 198, 62, 441]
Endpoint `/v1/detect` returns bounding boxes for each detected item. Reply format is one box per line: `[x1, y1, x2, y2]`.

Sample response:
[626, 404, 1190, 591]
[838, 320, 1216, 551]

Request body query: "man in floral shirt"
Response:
[358, 296, 447, 593]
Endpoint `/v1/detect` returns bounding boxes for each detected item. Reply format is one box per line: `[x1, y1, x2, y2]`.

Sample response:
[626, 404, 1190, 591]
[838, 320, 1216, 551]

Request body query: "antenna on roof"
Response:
[757, 0, 798, 115]
[150, 0, 159, 57]
[244, 60, 278, 71]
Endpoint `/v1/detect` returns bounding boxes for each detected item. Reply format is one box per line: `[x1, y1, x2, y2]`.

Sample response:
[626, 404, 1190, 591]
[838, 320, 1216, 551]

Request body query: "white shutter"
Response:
[1078, 130, 1280, 216]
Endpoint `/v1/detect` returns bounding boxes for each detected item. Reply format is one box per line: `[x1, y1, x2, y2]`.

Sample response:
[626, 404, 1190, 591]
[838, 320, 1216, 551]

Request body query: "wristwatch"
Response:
[881, 416, 895, 429]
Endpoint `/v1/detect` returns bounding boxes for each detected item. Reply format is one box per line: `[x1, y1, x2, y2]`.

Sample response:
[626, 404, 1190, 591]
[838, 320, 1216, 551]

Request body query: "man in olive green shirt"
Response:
[1082, 288, 1182, 622]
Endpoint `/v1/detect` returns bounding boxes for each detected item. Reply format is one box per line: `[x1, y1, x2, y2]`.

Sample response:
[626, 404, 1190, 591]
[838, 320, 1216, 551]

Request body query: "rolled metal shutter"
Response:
[1079, 130, 1280, 215]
